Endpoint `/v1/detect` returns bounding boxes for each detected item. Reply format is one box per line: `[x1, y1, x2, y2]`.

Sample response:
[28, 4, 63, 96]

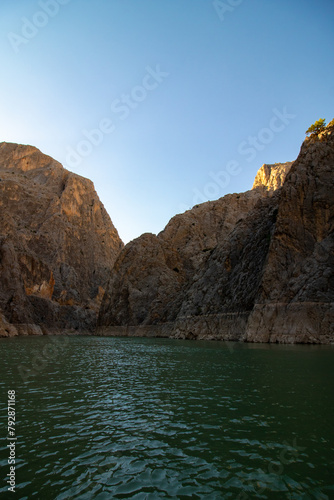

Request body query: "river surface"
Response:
[0, 335, 333, 499]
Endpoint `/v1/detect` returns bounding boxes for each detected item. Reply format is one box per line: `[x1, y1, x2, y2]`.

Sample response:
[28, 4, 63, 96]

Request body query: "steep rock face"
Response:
[98, 191, 266, 327]
[174, 130, 333, 343]
[172, 194, 280, 338]
[98, 129, 334, 343]
[98, 162, 292, 335]
[0, 142, 123, 336]
[244, 128, 334, 343]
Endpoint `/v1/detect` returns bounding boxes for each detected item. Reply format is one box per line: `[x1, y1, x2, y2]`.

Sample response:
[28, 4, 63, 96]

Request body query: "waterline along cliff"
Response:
[97, 126, 334, 343]
[0, 125, 333, 342]
[0, 142, 123, 336]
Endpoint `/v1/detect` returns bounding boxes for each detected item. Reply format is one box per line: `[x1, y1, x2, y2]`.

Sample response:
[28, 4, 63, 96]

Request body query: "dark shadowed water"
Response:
[0, 335, 333, 499]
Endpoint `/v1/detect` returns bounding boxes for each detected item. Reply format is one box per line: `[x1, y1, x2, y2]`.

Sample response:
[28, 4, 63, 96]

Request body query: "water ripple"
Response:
[0, 336, 333, 498]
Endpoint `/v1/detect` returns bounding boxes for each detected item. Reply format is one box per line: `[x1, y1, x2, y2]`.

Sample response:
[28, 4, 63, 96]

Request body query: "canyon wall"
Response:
[0, 142, 123, 336]
[1, 126, 333, 343]
[98, 127, 333, 343]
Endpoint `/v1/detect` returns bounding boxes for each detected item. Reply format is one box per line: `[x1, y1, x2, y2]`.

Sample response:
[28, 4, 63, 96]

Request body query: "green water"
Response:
[0, 336, 333, 499]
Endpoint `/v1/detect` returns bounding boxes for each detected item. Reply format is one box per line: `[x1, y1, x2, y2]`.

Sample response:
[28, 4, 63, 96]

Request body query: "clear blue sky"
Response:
[1, 0, 333, 243]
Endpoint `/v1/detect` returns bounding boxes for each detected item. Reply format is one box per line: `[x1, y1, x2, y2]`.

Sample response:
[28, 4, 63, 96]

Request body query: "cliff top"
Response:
[0, 142, 63, 173]
[252, 162, 293, 193]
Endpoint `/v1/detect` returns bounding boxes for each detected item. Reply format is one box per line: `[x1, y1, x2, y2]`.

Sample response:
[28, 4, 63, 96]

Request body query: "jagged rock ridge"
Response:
[0, 142, 123, 336]
[98, 127, 334, 343]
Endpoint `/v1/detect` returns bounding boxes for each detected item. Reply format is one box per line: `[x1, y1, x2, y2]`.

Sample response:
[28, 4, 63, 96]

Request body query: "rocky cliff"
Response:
[98, 126, 334, 343]
[2, 126, 333, 343]
[97, 189, 274, 327]
[244, 127, 334, 343]
[0, 142, 123, 336]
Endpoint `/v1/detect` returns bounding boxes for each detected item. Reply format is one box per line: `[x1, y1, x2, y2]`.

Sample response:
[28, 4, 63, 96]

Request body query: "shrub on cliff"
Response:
[306, 118, 326, 136]
[327, 118, 334, 129]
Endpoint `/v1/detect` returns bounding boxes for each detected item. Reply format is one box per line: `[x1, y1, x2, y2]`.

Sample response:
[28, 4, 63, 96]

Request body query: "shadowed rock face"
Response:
[0, 142, 123, 336]
[98, 189, 274, 327]
[97, 190, 283, 337]
[98, 129, 334, 343]
[97, 161, 293, 335]
[244, 128, 334, 343]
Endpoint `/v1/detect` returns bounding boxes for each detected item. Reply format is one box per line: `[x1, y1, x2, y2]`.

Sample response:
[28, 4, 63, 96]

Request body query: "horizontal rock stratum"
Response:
[0, 142, 123, 336]
[98, 126, 334, 343]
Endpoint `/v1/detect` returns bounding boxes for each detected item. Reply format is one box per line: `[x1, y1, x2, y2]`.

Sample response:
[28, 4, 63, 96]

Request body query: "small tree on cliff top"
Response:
[327, 118, 334, 129]
[306, 118, 326, 136]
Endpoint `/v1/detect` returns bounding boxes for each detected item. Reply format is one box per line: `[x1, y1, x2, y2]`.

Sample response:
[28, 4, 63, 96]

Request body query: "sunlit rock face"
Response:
[252, 162, 292, 194]
[0, 142, 123, 336]
[98, 128, 334, 343]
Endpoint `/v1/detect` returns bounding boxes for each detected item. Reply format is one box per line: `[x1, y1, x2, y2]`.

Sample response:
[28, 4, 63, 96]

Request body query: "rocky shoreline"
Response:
[96, 302, 334, 344]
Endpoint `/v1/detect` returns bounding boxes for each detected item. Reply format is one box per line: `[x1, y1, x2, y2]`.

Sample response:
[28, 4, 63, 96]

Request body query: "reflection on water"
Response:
[0, 336, 333, 499]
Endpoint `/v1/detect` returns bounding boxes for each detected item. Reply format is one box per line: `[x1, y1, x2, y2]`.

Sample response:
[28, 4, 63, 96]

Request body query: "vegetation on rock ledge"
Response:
[306, 117, 334, 137]
[306, 118, 326, 136]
